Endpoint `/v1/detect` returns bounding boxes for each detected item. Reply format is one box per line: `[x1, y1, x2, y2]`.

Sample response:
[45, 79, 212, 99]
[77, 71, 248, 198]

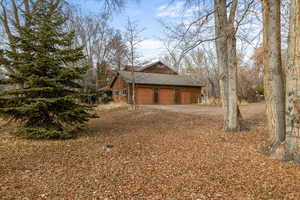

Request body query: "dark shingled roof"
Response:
[136, 61, 176, 72]
[117, 71, 204, 87]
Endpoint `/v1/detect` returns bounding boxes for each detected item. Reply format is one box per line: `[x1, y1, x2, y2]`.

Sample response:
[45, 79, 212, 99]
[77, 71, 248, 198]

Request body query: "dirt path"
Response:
[143, 103, 265, 119]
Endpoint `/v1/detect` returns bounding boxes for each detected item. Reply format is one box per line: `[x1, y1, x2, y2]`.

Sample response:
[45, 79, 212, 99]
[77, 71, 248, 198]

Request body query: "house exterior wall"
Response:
[111, 81, 202, 105]
[111, 76, 129, 102]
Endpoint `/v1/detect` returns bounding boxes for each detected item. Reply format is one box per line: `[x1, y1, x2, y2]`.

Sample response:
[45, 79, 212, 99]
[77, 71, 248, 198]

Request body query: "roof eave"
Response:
[124, 82, 204, 87]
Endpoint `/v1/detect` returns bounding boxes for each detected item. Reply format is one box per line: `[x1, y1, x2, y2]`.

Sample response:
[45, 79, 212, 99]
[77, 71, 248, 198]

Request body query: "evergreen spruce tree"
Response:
[0, 0, 97, 139]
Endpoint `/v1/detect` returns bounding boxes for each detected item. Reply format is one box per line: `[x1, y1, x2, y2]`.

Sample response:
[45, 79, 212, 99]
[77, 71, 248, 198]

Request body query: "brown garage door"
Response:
[159, 89, 175, 104]
[136, 88, 153, 104]
[181, 91, 191, 104]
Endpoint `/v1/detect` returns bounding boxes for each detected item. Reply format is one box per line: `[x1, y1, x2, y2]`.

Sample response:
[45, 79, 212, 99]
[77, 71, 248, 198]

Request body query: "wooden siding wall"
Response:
[111, 78, 202, 104]
[111, 76, 128, 102]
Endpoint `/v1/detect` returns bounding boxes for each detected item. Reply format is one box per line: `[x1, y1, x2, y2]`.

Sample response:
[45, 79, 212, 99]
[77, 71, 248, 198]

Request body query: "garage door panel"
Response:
[181, 91, 191, 104]
[136, 88, 153, 104]
[159, 89, 175, 105]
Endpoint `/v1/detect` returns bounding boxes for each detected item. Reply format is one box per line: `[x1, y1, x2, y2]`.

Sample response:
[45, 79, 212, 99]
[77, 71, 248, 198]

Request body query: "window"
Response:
[116, 89, 127, 96]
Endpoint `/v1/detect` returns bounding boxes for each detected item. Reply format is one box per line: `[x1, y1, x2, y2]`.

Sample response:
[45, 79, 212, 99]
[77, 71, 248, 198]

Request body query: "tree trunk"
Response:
[208, 78, 216, 97]
[214, 0, 242, 132]
[285, 0, 300, 161]
[131, 58, 136, 108]
[131, 68, 136, 106]
[214, 0, 229, 130]
[227, 24, 240, 131]
[262, 0, 286, 154]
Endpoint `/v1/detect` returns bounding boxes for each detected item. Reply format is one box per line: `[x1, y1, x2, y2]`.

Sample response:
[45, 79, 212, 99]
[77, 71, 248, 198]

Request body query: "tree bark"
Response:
[130, 44, 136, 107]
[227, 24, 240, 131]
[214, 0, 229, 130]
[262, 0, 286, 154]
[285, 0, 300, 161]
[214, 0, 242, 132]
[131, 64, 136, 107]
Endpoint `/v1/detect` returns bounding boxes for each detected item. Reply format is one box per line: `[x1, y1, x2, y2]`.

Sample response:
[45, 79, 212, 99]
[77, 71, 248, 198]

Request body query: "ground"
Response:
[143, 103, 265, 119]
[1, 103, 300, 199]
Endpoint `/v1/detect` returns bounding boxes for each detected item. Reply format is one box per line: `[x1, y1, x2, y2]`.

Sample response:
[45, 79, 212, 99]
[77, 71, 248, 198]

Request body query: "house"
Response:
[110, 61, 204, 105]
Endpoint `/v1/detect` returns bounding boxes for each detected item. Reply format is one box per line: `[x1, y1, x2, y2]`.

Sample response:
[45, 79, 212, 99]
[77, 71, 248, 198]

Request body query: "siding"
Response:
[111, 78, 202, 104]
[111, 76, 128, 102]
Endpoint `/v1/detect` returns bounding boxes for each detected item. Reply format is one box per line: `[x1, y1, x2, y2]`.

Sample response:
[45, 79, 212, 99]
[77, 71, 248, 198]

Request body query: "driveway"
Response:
[142, 103, 265, 120]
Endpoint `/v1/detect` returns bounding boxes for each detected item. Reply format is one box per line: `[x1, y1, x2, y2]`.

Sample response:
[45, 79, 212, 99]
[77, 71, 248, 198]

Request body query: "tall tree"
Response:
[261, 0, 286, 154]
[0, 0, 96, 139]
[214, 0, 243, 131]
[184, 48, 220, 98]
[69, 14, 114, 91]
[285, 0, 300, 160]
[124, 18, 143, 106]
[0, 0, 42, 75]
[108, 31, 127, 71]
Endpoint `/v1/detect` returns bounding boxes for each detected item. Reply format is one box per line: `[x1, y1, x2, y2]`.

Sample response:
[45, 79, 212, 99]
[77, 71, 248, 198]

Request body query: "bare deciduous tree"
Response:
[0, 0, 43, 74]
[159, 9, 215, 73]
[159, 0, 256, 131]
[261, 0, 285, 155]
[124, 18, 144, 106]
[183, 48, 220, 98]
[285, 0, 300, 161]
[107, 30, 127, 71]
[69, 13, 125, 92]
[214, 0, 246, 131]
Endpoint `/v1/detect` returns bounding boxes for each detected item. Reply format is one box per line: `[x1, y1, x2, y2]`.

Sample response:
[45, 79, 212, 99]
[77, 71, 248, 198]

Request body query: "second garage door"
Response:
[159, 89, 175, 104]
[181, 91, 191, 104]
[136, 88, 153, 104]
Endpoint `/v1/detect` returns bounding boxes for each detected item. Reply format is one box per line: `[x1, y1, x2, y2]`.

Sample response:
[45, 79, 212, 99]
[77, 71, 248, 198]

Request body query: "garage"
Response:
[136, 87, 153, 104]
[180, 91, 191, 104]
[159, 88, 175, 104]
[110, 69, 204, 105]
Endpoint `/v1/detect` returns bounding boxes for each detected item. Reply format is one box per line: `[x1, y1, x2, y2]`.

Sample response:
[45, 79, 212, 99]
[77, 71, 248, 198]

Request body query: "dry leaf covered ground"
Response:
[1, 103, 300, 200]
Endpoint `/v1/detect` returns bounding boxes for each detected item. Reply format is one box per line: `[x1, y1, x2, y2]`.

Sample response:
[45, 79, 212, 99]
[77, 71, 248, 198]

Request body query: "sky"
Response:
[69, 0, 176, 61]
[68, 0, 263, 65]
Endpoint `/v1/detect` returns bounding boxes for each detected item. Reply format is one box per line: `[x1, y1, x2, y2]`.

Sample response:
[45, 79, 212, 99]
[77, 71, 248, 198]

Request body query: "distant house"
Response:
[110, 61, 204, 105]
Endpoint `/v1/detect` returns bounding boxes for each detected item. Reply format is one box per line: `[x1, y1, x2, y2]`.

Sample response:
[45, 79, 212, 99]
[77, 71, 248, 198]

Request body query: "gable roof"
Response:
[137, 61, 176, 73]
[123, 65, 138, 71]
[122, 61, 177, 73]
[112, 71, 204, 87]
